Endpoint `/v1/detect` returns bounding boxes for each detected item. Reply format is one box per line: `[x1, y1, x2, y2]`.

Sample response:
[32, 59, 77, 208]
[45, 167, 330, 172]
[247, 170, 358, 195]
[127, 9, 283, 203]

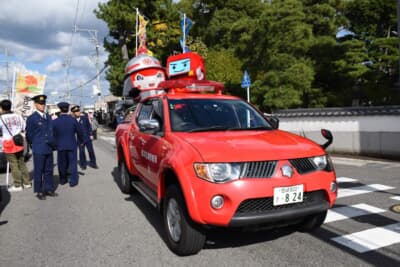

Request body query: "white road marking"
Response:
[331, 223, 400, 253]
[325, 203, 385, 223]
[336, 177, 358, 183]
[390, 196, 400, 201]
[99, 136, 115, 146]
[337, 184, 395, 198]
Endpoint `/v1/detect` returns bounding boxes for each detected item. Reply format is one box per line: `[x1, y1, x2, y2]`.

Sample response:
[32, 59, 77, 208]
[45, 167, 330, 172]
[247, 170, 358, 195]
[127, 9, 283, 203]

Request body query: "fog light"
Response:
[211, 195, 224, 209]
[330, 182, 337, 193]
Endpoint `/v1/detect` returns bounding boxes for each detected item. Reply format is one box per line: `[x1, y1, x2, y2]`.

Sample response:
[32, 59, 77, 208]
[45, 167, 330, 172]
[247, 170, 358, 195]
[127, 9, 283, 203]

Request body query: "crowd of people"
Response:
[0, 94, 98, 200]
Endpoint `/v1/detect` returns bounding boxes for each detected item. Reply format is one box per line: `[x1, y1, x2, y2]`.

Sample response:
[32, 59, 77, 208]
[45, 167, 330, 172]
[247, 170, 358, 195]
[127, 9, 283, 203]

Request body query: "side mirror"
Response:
[138, 119, 160, 134]
[320, 129, 333, 149]
[264, 114, 279, 129]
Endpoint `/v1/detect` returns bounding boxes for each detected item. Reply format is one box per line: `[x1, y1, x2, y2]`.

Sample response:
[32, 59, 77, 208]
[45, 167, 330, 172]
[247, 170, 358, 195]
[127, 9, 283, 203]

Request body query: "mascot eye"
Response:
[136, 75, 144, 80]
[157, 72, 163, 78]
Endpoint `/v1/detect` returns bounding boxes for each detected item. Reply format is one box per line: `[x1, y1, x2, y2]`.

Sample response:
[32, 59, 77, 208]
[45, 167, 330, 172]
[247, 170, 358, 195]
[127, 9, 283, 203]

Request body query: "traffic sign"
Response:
[241, 70, 251, 88]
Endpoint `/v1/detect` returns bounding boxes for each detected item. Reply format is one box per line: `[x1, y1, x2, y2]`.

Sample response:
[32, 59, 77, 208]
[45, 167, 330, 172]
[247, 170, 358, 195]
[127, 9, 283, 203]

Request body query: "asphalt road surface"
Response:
[0, 130, 399, 267]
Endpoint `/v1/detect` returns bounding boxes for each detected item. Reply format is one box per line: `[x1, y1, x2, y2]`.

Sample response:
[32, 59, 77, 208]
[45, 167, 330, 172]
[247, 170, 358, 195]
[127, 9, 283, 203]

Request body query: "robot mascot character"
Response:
[166, 51, 206, 81]
[122, 53, 166, 100]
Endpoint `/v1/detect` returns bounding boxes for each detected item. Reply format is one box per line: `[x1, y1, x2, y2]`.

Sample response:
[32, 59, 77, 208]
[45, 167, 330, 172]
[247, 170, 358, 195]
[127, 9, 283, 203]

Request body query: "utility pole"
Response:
[63, 56, 71, 102]
[74, 25, 101, 102]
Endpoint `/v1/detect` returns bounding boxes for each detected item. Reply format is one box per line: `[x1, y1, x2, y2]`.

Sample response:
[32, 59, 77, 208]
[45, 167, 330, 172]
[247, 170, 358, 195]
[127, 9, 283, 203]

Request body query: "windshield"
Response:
[168, 99, 272, 132]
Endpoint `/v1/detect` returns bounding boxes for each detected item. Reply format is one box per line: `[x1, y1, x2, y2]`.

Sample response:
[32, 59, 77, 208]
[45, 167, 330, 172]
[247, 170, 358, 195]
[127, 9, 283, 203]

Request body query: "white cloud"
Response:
[0, 0, 110, 102]
[46, 60, 64, 73]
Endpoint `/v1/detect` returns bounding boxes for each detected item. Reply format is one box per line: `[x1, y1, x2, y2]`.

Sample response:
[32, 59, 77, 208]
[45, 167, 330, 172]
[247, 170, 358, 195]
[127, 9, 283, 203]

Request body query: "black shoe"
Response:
[36, 193, 46, 200]
[70, 183, 78, 187]
[45, 191, 58, 197]
[89, 164, 99, 169]
[80, 165, 87, 170]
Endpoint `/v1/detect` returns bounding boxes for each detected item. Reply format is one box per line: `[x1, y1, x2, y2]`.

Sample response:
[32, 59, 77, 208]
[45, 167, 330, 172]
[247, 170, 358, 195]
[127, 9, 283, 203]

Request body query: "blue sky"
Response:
[0, 0, 110, 106]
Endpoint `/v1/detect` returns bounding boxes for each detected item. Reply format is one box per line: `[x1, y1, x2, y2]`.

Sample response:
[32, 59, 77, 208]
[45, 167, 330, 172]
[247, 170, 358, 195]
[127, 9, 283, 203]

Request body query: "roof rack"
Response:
[158, 79, 224, 95]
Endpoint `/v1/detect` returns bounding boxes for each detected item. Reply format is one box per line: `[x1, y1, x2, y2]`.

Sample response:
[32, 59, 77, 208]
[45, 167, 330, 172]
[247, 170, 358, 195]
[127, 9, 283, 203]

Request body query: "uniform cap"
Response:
[31, 94, 47, 104]
[57, 102, 70, 112]
[70, 105, 80, 112]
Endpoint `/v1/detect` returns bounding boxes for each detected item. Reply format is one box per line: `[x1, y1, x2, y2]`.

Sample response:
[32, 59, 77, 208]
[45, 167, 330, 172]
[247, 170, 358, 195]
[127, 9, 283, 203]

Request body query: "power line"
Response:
[63, 0, 81, 102]
[68, 64, 108, 93]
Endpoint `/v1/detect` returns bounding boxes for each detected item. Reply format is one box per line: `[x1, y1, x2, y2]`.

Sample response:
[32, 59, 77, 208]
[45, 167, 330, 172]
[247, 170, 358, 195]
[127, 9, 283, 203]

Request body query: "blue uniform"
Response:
[77, 114, 97, 168]
[26, 111, 55, 193]
[53, 114, 83, 186]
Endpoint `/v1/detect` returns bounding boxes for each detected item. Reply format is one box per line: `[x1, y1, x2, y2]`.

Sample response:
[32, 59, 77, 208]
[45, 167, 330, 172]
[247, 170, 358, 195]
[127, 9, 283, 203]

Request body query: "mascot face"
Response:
[130, 68, 165, 90]
[123, 54, 166, 97]
[169, 58, 191, 76]
[166, 52, 206, 80]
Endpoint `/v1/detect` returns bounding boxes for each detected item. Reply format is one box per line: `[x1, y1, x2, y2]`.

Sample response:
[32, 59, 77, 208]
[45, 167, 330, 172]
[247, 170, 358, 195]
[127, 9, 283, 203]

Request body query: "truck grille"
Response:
[235, 190, 326, 214]
[240, 161, 277, 178]
[288, 158, 316, 174]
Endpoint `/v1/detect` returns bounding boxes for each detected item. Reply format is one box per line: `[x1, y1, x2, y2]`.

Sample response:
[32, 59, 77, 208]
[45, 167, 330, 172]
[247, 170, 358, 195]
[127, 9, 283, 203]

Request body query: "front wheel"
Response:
[118, 160, 133, 194]
[163, 185, 206, 256]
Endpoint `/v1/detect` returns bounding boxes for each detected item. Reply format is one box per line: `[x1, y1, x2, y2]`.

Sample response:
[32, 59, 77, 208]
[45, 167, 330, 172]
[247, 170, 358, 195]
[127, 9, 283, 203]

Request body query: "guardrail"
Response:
[273, 106, 400, 159]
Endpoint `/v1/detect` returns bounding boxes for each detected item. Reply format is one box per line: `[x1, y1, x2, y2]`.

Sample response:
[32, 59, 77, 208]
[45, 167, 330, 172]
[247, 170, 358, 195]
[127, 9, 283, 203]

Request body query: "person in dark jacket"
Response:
[53, 102, 84, 187]
[71, 105, 98, 169]
[26, 94, 56, 200]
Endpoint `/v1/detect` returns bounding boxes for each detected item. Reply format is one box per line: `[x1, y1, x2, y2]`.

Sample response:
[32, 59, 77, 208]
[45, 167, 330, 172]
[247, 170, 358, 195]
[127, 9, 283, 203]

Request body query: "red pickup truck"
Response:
[115, 79, 337, 256]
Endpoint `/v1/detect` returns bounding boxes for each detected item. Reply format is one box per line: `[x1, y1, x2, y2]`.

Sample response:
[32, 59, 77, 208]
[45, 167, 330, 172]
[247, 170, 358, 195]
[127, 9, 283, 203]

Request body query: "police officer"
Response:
[71, 105, 98, 169]
[26, 94, 56, 200]
[53, 102, 83, 187]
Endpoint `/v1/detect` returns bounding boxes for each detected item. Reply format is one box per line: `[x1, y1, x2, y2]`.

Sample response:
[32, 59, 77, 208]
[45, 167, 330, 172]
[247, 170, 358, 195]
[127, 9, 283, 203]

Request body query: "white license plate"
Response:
[273, 184, 304, 206]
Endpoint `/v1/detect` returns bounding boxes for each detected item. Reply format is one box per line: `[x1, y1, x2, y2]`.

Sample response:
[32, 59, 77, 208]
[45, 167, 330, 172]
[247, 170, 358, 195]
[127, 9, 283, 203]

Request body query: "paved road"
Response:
[0, 130, 399, 266]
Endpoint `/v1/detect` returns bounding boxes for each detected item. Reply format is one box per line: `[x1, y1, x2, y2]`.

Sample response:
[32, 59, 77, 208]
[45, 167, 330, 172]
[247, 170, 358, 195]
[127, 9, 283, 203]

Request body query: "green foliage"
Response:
[95, 0, 400, 106]
[205, 49, 242, 89]
[95, 0, 182, 96]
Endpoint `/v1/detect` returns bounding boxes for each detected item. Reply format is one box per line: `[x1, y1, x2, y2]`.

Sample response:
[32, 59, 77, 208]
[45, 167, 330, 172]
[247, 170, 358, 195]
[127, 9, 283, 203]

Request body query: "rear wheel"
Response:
[298, 211, 327, 232]
[163, 185, 206, 256]
[119, 160, 133, 194]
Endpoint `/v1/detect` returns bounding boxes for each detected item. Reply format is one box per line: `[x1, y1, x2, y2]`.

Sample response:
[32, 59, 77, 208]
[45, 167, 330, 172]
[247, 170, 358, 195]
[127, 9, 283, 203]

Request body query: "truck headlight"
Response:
[310, 155, 328, 170]
[194, 163, 241, 183]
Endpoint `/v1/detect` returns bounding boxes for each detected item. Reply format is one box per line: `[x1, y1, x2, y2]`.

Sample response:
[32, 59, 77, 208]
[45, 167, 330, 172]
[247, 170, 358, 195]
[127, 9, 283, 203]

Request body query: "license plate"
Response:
[273, 184, 304, 206]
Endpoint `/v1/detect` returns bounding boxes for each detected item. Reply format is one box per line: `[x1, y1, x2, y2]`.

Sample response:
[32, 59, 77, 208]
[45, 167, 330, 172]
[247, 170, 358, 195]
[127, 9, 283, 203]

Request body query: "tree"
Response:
[95, 0, 400, 106]
[342, 0, 399, 105]
[95, 0, 181, 96]
[205, 48, 242, 96]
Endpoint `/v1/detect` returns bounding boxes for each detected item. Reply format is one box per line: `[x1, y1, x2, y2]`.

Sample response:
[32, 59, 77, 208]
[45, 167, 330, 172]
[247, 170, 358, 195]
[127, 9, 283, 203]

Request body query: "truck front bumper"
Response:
[228, 190, 329, 227]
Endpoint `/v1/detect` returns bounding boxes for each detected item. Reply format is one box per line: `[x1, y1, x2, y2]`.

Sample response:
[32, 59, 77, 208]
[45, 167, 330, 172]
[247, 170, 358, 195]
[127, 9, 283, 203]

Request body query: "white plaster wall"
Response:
[278, 116, 400, 157]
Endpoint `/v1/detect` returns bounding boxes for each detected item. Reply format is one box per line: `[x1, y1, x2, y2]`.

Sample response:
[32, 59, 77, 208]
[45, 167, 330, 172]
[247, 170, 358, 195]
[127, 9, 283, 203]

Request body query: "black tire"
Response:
[298, 211, 327, 232]
[119, 160, 133, 194]
[163, 185, 206, 256]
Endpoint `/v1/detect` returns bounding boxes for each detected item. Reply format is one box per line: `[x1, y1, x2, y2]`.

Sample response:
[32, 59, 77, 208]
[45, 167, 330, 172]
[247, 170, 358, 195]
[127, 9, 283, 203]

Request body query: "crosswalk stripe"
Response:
[336, 177, 358, 183]
[331, 223, 400, 253]
[337, 184, 395, 198]
[325, 203, 385, 223]
[391, 196, 400, 201]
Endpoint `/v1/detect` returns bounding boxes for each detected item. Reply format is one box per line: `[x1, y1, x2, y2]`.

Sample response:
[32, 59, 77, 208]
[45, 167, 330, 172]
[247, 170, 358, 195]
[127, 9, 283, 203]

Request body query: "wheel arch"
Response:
[158, 168, 203, 224]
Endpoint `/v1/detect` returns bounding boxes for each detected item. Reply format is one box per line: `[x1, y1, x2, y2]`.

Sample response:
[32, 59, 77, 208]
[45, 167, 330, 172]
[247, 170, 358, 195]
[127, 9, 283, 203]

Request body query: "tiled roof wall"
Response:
[273, 106, 400, 118]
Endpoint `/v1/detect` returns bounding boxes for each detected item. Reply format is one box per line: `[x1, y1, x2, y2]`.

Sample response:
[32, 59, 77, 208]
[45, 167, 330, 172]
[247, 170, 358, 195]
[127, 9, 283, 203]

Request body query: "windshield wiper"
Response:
[247, 126, 271, 130]
[188, 126, 230, 132]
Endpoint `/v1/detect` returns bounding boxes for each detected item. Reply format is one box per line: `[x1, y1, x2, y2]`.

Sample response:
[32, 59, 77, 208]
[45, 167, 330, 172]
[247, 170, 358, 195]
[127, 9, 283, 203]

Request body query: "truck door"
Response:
[134, 99, 166, 191]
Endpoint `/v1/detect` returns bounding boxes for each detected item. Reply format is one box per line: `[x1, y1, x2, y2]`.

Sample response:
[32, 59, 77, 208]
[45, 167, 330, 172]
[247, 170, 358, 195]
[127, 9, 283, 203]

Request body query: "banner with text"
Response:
[14, 71, 46, 120]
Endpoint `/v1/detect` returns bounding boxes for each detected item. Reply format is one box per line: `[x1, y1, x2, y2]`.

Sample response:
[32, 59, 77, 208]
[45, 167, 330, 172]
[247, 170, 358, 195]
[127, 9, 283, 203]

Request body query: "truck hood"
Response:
[177, 130, 325, 162]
